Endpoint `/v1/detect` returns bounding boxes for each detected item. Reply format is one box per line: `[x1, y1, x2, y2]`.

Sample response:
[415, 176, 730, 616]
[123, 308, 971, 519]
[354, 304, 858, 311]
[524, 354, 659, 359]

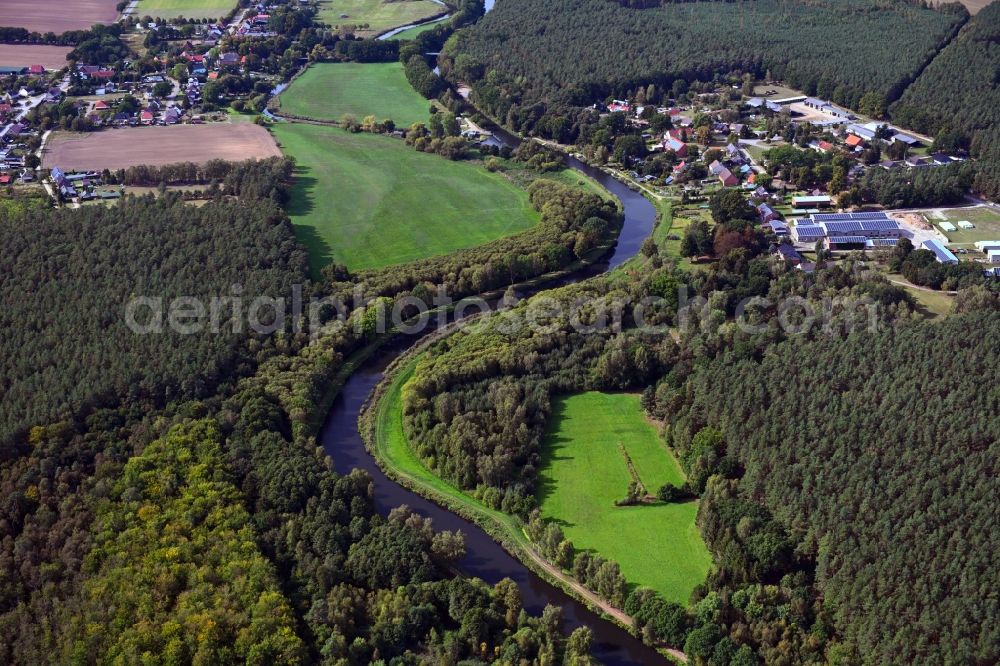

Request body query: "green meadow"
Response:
[134, 0, 236, 20]
[278, 63, 431, 127]
[271, 123, 539, 274]
[537, 392, 711, 604]
[316, 0, 442, 35]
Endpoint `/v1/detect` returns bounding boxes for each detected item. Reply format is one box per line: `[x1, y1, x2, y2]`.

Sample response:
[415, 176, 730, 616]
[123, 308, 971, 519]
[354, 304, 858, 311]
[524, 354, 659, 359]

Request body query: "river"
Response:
[317, 121, 661, 662]
[326, 0, 661, 658]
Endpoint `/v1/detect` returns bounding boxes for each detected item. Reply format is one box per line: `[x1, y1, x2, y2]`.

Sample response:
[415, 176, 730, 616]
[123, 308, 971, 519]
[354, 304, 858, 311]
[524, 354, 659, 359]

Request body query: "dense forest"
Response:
[442, 0, 963, 142]
[0, 191, 308, 446]
[657, 311, 1000, 664]
[0, 151, 618, 662]
[890, 2, 1000, 199]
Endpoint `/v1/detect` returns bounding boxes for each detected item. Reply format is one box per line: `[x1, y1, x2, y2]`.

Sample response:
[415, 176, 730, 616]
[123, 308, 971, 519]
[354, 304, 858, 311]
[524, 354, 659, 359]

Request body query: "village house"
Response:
[773, 243, 803, 265]
[663, 135, 688, 157]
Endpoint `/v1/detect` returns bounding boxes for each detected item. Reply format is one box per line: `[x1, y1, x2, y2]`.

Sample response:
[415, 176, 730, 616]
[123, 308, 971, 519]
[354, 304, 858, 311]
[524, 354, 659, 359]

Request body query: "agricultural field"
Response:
[271, 123, 539, 274]
[42, 125, 281, 171]
[932, 0, 995, 13]
[132, 0, 237, 21]
[922, 206, 1000, 246]
[316, 0, 443, 36]
[0, 0, 120, 33]
[0, 45, 72, 70]
[278, 63, 430, 127]
[537, 392, 711, 604]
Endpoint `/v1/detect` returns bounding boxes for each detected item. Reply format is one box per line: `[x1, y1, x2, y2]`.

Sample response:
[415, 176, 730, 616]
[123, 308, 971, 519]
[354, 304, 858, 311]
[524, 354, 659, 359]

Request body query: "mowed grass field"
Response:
[133, 0, 237, 20]
[317, 0, 442, 35]
[538, 392, 711, 604]
[926, 206, 1000, 246]
[271, 123, 540, 274]
[278, 63, 430, 127]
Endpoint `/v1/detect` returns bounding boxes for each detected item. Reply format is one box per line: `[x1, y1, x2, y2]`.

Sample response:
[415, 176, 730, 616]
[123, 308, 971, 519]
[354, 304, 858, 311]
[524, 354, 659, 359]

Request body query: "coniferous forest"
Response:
[890, 2, 1000, 199]
[658, 311, 1000, 664]
[443, 0, 963, 142]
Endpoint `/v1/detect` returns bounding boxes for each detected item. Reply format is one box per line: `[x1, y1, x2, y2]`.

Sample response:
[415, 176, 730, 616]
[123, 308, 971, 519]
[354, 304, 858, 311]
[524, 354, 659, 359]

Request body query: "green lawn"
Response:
[924, 206, 1000, 247]
[278, 63, 431, 127]
[271, 123, 540, 274]
[316, 0, 442, 35]
[537, 392, 711, 604]
[134, 0, 236, 20]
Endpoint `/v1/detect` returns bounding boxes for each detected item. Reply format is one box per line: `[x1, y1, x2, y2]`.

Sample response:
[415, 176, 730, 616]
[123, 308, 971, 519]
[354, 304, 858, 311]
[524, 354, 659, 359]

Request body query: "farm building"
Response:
[792, 223, 825, 243]
[846, 124, 877, 141]
[792, 195, 832, 208]
[974, 241, 1000, 253]
[810, 212, 902, 238]
[922, 239, 958, 264]
[988, 250, 1000, 264]
[766, 220, 789, 235]
[827, 236, 868, 251]
[939, 221, 957, 232]
[866, 238, 899, 249]
[957, 220, 975, 229]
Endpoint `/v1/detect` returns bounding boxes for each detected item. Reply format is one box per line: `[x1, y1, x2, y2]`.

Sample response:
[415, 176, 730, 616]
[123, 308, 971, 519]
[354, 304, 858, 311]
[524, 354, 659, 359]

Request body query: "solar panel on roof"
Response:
[828, 236, 869, 245]
[823, 221, 862, 233]
[858, 220, 899, 231]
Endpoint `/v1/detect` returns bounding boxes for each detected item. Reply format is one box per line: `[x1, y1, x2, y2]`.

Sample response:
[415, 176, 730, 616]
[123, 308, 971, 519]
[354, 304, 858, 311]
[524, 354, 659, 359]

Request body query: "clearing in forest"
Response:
[537, 392, 711, 604]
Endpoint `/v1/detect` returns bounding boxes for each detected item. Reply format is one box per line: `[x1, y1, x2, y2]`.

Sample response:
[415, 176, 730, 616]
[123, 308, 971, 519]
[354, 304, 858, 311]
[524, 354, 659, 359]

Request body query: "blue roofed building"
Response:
[922, 239, 958, 264]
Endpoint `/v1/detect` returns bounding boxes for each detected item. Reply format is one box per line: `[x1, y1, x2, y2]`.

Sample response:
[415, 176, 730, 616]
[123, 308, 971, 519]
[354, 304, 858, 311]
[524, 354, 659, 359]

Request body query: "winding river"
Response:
[318, 124, 661, 662]
[323, 0, 661, 657]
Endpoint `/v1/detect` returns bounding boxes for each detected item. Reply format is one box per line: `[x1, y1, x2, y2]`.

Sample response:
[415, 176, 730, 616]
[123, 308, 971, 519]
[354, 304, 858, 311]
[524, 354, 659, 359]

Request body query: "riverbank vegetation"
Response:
[396, 221, 933, 659]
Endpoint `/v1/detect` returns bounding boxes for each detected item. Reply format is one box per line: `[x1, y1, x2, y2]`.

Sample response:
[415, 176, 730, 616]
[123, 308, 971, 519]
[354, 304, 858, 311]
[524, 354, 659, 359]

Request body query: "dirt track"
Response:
[42, 124, 283, 170]
[0, 0, 121, 33]
[0, 44, 72, 70]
